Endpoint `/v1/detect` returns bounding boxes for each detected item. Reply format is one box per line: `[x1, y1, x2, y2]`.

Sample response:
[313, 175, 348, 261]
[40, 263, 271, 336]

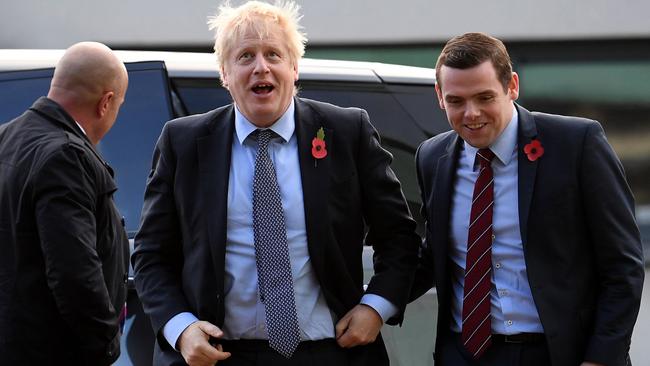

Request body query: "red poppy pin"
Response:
[311, 127, 327, 165]
[523, 139, 544, 161]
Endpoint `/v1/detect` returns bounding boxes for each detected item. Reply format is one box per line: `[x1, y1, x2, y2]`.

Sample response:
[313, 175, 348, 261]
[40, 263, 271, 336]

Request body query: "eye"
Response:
[479, 95, 495, 102]
[238, 52, 253, 61]
[267, 50, 281, 60]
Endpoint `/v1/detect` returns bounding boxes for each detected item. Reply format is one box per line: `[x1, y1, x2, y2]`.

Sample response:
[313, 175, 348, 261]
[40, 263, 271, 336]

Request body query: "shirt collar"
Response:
[234, 100, 295, 144]
[75, 121, 87, 136]
[465, 104, 518, 168]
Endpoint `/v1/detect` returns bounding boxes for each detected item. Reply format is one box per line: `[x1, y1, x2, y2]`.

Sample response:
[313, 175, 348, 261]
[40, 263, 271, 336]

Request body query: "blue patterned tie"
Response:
[252, 129, 301, 358]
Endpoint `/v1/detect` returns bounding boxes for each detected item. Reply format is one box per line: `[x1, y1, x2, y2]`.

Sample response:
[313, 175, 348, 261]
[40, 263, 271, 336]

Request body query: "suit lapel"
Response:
[432, 135, 461, 274]
[197, 106, 234, 283]
[294, 98, 333, 283]
[516, 104, 539, 248]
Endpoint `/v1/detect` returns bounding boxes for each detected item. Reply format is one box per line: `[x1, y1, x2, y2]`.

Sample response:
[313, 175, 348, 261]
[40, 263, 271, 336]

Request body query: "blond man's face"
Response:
[220, 24, 298, 127]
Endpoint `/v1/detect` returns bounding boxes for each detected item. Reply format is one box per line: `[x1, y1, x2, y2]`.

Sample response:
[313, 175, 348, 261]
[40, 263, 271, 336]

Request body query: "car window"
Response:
[0, 68, 54, 123]
[172, 78, 232, 114]
[0, 62, 174, 235]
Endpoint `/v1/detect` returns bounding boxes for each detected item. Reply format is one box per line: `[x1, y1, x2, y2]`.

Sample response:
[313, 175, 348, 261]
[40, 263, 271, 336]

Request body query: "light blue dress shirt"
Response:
[449, 106, 544, 334]
[163, 101, 396, 348]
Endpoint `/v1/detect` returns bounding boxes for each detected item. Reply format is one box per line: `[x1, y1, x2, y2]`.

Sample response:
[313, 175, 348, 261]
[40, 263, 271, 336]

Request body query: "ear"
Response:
[220, 66, 229, 88]
[293, 61, 299, 82]
[435, 83, 445, 110]
[97, 91, 114, 118]
[508, 72, 520, 101]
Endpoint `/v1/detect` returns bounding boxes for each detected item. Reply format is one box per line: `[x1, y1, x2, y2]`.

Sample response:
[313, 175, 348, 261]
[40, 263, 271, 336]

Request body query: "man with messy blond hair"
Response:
[209, 1, 306, 73]
[132, 1, 419, 366]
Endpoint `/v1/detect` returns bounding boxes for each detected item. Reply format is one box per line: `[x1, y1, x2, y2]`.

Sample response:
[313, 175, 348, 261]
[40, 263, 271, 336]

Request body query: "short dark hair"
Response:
[436, 32, 513, 92]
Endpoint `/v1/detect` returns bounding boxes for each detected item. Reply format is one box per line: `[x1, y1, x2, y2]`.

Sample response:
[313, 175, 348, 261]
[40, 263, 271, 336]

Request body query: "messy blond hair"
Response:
[208, 1, 307, 71]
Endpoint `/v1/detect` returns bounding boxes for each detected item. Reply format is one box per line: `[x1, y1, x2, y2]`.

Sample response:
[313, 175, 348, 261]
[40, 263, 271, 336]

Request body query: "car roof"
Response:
[0, 49, 435, 85]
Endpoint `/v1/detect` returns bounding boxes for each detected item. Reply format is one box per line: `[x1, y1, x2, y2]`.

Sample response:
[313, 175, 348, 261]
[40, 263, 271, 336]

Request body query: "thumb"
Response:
[198, 321, 224, 339]
[335, 314, 351, 339]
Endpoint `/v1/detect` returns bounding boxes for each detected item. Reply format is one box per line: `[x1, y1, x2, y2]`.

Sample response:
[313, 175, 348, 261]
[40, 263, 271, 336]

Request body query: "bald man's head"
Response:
[48, 42, 128, 144]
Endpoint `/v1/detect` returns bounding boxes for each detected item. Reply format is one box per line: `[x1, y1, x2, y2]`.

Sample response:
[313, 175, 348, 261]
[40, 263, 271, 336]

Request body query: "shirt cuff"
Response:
[360, 294, 398, 323]
[163, 312, 199, 350]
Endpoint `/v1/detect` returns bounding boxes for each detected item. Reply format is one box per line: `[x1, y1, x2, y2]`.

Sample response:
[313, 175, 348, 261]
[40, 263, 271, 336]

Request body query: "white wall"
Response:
[2, 0, 650, 48]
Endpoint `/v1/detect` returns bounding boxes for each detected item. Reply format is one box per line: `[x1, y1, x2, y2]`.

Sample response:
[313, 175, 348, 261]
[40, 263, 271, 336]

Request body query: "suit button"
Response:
[123, 273, 128, 284]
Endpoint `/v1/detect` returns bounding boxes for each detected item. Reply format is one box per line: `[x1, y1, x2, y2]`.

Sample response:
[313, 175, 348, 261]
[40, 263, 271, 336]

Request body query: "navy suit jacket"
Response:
[132, 97, 420, 366]
[413, 104, 644, 366]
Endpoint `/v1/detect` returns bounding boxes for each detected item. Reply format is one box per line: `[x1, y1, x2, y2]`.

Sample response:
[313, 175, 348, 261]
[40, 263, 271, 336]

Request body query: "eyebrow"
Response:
[445, 90, 497, 99]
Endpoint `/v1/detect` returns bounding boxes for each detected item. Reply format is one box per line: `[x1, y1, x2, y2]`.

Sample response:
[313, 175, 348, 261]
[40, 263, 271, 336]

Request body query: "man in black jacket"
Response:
[132, 2, 419, 366]
[0, 42, 130, 365]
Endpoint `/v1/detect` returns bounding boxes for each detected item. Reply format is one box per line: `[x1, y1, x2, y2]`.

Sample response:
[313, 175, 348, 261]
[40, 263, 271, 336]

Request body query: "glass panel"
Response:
[173, 78, 231, 114]
[0, 69, 53, 123]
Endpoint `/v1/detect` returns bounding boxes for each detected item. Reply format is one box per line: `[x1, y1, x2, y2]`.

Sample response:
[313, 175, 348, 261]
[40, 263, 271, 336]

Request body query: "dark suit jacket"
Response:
[132, 97, 420, 366]
[412, 104, 644, 366]
[0, 97, 130, 365]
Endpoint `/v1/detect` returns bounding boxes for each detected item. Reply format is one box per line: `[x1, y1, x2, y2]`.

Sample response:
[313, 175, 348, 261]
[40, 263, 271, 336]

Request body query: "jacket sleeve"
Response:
[408, 142, 436, 302]
[32, 146, 120, 365]
[357, 109, 420, 324]
[580, 122, 644, 366]
[131, 123, 190, 349]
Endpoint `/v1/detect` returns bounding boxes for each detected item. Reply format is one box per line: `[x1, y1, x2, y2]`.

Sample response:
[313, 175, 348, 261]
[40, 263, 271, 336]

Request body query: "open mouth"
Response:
[252, 83, 274, 94]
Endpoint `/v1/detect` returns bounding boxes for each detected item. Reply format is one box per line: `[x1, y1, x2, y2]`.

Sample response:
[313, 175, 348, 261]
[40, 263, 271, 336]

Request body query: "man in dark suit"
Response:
[0, 42, 130, 365]
[131, 2, 419, 366]
[412, 32, 644, 366]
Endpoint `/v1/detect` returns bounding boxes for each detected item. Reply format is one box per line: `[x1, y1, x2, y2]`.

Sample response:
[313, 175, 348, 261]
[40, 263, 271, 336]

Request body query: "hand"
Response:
[335, 304, 383, 348]
[177, 321, 231, 366]
[580, 363, 605, 366]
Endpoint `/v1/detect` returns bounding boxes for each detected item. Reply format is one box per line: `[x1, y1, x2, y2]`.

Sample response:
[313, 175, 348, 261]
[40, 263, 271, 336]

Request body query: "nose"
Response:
[464, 102, 480, 120]
[253, 55, 270, 74]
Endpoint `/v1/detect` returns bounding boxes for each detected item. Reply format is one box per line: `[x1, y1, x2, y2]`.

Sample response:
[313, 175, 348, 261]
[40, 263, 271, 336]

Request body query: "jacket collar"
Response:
[30, 97, 92, 145]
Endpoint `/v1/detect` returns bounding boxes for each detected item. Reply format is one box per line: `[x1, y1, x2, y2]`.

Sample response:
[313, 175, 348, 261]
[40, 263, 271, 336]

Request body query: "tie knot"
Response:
[476, 148, 495, 167]
[256, 129, 274, 150]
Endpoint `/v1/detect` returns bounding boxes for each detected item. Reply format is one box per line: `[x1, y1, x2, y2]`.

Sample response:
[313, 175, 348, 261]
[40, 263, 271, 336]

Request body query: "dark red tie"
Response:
[461, 148, 495, 359]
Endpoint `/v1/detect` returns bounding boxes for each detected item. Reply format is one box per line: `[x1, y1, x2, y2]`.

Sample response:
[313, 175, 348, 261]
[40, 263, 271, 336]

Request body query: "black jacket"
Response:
[132, 98, 420, 366]
[0, 97, 130, 365]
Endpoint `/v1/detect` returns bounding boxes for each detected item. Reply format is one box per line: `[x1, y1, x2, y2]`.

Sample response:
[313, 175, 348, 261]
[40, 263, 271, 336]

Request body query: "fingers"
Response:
[335, 311, 351, 340]
[179, 321, 231, 366]
[335, 304, 383, 348]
